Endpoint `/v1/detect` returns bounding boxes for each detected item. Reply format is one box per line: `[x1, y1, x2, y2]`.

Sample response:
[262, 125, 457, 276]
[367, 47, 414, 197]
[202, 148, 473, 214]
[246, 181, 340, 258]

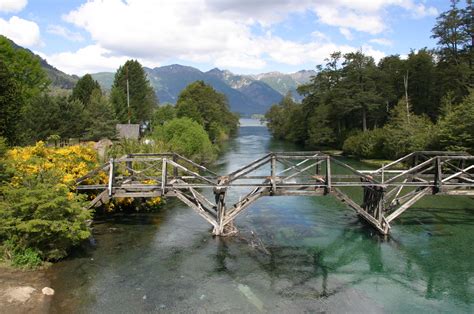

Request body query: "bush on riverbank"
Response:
[152, 117, 217, 164]
[343, 100, 434, 159]
[0, 142, 97, 267]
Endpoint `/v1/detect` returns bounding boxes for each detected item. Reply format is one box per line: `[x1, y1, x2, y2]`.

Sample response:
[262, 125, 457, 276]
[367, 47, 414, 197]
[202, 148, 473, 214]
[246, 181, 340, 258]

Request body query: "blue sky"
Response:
[0, 0, 452, 76]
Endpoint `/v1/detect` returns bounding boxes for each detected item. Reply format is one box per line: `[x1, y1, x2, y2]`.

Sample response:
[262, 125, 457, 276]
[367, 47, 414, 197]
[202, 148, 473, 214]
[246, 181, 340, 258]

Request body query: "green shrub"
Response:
[382, 100, 434, 158]
[2, 240, 42, 268]
[343, 129, 385, 159]
[0, 178, 92, 262]
[153, 117, 217, 164]
[435, 91, 474, 154]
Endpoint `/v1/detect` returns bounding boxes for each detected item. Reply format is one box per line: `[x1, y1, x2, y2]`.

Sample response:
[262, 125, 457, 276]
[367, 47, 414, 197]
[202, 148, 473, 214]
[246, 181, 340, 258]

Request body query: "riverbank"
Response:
[0, 267, 51, 314]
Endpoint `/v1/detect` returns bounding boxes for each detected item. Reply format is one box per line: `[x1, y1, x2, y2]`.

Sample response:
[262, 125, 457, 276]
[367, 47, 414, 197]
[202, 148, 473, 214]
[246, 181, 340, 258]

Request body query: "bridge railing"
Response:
[75, 150, 474, 235]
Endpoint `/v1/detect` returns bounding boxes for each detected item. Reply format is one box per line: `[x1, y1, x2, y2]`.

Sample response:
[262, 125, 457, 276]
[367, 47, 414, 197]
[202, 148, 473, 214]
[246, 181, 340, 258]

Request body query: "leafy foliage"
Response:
[151, 104, 177, 128]
[0, 181, 91, 261]
[343, 129, 385, 159]
[0, 142, 99, 265]
[153, 117, 216, 164]
[436, 90, 474, 154]
[0, 60, 22, 146]
[175, 81, 239, 143]
[265, 93, 307, 144]
[268, 3, 473, 159]
[343, 100, 434, 159]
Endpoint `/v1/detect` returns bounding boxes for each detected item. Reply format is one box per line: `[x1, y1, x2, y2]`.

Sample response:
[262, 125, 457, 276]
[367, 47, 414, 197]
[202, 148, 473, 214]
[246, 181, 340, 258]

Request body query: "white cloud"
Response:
[0, 0, 27, 13]
[370, 38, 393, 47]
[339, 28, 353, 40]
[44, 45, 131, 75]
[46, 0, 434, 73]
[0, 16, 41, 47]
[47, 25, 84, 42]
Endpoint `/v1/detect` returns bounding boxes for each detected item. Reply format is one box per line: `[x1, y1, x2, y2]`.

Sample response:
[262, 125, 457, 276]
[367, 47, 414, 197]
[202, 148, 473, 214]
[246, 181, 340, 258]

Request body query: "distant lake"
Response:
[239, 118, 266, 127]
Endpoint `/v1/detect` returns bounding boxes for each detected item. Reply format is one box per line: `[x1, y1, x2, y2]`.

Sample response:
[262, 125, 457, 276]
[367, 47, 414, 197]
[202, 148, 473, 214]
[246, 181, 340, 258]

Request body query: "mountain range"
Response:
[3, 36, 315, 115]
[92, 66, 315, 114]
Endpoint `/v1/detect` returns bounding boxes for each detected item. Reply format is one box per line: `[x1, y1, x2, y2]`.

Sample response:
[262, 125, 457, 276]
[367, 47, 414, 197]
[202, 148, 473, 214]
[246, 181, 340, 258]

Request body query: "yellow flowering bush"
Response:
[6, 141, 99, 187]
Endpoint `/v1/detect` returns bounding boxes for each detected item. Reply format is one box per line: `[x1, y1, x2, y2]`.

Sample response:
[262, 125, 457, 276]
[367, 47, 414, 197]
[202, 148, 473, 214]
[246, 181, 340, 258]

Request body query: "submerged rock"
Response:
[42, 287, 55, 296]
[5, 286, 36, 303]
[237, 284, 264, 311]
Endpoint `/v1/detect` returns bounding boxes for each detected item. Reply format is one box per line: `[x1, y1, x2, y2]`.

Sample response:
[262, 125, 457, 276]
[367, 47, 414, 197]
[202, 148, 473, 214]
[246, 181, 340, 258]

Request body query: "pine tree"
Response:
[71, 74, 101, 107]
[110, 60, 157, 124]
[84, 90, 118, 140]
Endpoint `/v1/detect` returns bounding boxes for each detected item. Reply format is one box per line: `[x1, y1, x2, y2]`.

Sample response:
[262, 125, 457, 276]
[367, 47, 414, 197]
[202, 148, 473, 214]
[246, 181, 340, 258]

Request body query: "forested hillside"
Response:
[1, 35, 78, 89]
[266, 2, 473, 159]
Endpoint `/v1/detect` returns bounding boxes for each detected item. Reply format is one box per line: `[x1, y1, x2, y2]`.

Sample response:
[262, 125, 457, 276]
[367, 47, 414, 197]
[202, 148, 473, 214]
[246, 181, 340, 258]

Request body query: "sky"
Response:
[0, 0, 452, 76]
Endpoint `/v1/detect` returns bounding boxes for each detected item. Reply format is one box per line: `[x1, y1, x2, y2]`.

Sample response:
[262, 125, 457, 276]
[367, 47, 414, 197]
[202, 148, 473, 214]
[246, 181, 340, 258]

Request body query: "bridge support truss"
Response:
[76, 151, 474, 236]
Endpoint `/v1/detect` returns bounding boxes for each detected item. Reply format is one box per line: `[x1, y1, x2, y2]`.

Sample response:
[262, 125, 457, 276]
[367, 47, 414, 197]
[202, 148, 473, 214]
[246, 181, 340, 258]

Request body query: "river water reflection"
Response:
[48, 119, 474, 313]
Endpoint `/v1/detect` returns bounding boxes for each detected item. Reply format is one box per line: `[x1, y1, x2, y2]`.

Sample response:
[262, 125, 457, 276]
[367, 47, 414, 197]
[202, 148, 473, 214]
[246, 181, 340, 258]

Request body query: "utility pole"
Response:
[403, 70, 410, 123]
[126, 65, 131, 124]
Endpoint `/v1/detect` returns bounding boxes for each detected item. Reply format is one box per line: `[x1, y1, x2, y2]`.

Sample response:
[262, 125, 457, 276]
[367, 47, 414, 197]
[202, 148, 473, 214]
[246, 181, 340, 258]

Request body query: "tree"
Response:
[151, 104, 176, 128]
[71, 74, 101, 107]
[176, 81, 239, 143]
[383, 98, 434, 158]
[0, 35, 49, 144]
[432, 1, 472, 103]
[0, 60, 22, 145]
[110, 60, 156, 124]
[340, 51, 383, 132]
[24, 95, 88, 142]
[436, 90, 474, 153]
[57, 97, 88, 139]
[405, 49, 438, 119]
[265, 93, 307, 144]
[431, 0, 470, 65]
[84, 90, 118, 140]
[153, 117, 216, 163]
[0, 35, 49, 99]
[23, 94, 61, 142]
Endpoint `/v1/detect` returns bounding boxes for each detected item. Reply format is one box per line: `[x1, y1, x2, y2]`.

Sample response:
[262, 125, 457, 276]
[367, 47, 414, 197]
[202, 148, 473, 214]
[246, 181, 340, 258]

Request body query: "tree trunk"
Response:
[362, 108, 367, 132]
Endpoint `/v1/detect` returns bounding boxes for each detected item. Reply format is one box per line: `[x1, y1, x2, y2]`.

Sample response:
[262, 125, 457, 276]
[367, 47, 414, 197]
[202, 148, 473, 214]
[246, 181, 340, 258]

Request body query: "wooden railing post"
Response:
[271, 153, 276, 178]
[161, 158, 167, 194]
[108, 158, 115, 197]
[325, 156, 331, 194]
[271, 153, 277, 194]
[434, 157, 442, 194]
[126, 154, 133, 179]
[172, 154, 178, 179]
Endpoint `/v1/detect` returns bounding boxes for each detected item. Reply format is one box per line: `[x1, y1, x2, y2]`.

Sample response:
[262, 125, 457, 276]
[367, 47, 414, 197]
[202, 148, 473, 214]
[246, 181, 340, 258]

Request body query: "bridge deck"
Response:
[76, 151, 474, 236]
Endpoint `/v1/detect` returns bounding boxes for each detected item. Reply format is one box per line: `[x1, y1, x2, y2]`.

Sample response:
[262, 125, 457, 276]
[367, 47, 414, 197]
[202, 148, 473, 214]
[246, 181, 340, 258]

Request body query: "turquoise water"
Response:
[47, 121, 474, 313]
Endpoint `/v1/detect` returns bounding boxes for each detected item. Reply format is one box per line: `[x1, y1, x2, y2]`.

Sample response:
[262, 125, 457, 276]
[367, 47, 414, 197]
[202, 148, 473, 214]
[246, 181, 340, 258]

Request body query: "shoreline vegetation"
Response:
[265, 3, 473, 160]
[0, 34, 239, 268]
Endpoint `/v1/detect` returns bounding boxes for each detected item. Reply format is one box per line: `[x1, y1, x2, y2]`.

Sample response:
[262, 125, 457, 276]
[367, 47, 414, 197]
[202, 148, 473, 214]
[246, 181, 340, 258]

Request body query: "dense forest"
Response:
[266, 1, 473, 158]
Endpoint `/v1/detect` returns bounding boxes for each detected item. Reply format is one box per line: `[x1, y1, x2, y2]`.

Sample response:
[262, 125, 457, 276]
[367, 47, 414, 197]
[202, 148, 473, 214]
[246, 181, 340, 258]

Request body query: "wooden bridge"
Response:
[76, 151, 474, 236]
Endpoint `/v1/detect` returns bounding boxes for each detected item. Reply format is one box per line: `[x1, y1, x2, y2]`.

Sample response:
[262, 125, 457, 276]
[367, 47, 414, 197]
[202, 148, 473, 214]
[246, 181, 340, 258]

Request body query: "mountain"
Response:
[91, 65, 315, 115]
[146, 65, 269, 114]
[3, 36, 78, 89]
[254, 70, 316, 101]
[205, 68, 283, 112]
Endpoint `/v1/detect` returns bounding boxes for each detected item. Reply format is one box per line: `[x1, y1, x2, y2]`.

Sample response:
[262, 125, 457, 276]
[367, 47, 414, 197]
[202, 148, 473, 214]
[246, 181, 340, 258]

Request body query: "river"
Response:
[47, 119, 474, 313]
